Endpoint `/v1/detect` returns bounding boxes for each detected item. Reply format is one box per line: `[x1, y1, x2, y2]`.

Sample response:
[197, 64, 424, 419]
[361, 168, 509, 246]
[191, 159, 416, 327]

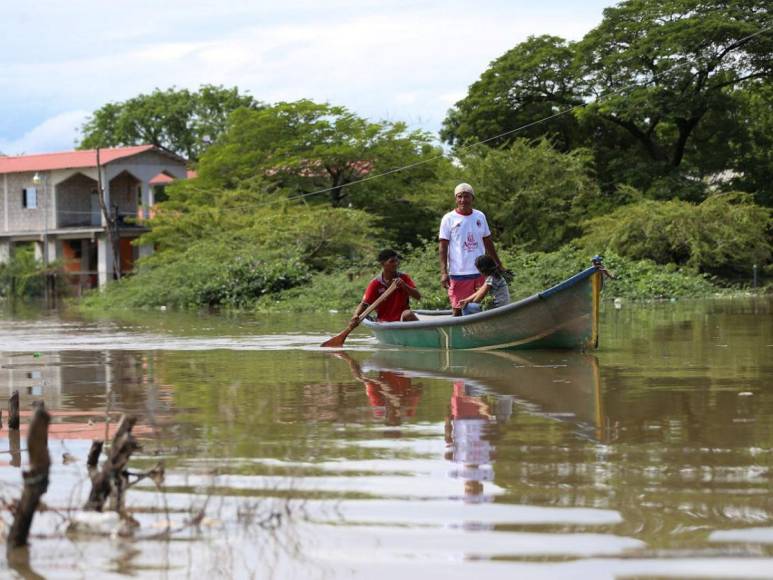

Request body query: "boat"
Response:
[362, 261, 604, 350]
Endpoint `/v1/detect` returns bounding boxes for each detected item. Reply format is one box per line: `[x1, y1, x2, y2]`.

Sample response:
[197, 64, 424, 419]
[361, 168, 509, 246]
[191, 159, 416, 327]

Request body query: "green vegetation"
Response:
[80, 85, 261, 162]
[579, 193, 772, 277]
[71, 0, 771, 311]
[268, 244, 720, 313]
[0, 244, 46, 299]
[442, 0, 772, 200]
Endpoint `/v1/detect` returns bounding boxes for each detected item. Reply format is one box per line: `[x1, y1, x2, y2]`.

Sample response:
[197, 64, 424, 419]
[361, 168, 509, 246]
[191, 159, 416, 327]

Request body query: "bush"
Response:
[0, 244, 46, 299]
[82, 243, 311, 310]
[579, 192, 771, 276]
[269, 242, 724, 312]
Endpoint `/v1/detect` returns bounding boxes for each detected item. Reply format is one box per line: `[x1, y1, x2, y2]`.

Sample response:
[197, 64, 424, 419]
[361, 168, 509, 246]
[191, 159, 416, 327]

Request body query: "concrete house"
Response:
[0, 145, 187, 288]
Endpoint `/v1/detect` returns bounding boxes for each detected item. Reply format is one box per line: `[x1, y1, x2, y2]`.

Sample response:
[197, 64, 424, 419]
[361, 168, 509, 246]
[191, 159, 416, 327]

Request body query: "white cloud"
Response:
[0, 1, 610, 153]
[0, 111, 89, 155]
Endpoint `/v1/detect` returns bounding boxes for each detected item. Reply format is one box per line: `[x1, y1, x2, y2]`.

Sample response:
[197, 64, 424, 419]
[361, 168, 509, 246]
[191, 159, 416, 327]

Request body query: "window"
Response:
[22, 187, 37, 209]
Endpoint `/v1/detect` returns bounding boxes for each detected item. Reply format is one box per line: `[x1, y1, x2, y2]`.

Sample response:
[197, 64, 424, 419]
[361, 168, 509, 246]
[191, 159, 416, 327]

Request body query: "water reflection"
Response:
[364, 349, 603, 438]
[0, 298, 771, 578]
[333, 352, 422, 428]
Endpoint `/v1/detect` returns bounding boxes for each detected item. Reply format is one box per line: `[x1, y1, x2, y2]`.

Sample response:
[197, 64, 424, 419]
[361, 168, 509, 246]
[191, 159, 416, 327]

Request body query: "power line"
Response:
[11, 25, 772, 224]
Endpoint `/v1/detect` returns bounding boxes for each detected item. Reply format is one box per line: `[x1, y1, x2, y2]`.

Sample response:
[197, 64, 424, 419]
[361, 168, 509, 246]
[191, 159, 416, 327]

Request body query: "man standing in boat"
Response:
[439, 183, 506, 316]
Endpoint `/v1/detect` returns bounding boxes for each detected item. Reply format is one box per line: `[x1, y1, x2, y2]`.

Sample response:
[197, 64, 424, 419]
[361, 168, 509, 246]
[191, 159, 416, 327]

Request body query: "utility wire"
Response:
[16, 25, 772, 221]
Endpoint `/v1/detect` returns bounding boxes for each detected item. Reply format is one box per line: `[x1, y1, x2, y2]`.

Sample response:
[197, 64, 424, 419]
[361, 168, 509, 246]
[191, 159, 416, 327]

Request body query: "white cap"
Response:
[454, 182, 474, 196]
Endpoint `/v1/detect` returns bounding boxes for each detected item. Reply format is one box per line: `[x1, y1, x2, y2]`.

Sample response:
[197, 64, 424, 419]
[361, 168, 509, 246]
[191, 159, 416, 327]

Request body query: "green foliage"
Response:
[270, 242, 725, 313]
[579, 193, 772, 276]
[577, 0, 771, 170]
[458, 139, 604, 251]
[196, 99, 453, 246]
[441, 35, 585, 151]
[728, 80, 773, 205]
[600, 255, 717, 299]
[80, 85, 262, 161]
[83, 239, 312, 310]
[0, 244, 46, 298]
[442, 0, 772, 198]
[84, 183, 379, 310]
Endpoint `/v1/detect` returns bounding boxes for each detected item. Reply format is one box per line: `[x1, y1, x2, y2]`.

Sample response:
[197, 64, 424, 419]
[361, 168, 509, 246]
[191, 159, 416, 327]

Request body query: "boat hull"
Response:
[363, 266, 602, 351]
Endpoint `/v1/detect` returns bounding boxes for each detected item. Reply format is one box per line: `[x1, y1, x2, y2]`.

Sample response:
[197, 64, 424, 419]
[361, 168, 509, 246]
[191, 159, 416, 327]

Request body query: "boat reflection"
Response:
[332, 352, 422, 429]
[334, 349, 605, 502]
[362, 348, 604, 440]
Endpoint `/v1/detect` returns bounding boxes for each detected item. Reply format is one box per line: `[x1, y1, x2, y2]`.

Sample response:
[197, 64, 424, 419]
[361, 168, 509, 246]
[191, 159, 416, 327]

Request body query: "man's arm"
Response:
[439, 239, 450, 289]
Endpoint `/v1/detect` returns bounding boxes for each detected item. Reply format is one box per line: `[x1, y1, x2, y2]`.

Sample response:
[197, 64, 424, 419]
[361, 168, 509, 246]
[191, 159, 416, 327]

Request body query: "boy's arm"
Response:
[395, 275, 421, 300]
[350, 301, 368, 327]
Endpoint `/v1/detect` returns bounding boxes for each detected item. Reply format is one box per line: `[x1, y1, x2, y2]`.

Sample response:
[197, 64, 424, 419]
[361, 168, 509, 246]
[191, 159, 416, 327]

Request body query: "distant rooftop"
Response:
[0, 145, 185, 175]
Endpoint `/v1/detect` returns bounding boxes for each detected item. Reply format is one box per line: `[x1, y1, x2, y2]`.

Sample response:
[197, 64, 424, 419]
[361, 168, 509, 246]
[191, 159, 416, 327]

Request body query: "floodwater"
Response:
[0, 297, 771, 579]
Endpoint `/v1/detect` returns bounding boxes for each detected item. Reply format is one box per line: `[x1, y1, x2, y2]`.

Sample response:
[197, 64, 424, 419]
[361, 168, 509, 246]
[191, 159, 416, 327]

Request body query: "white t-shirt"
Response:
[438, 209, 492, 276]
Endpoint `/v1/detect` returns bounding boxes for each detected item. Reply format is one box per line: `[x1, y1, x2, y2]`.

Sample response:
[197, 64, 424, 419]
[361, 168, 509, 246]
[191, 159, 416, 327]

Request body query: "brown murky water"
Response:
[0, 297, 771, 579]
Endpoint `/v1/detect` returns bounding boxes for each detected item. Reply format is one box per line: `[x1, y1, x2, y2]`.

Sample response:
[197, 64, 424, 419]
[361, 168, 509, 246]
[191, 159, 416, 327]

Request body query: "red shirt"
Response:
[362, 273, 416, 322]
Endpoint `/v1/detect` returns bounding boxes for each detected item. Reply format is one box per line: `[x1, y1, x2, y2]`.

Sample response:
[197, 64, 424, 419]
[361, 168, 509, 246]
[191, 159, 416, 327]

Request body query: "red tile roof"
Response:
[0, 145, 164, 174]
[149, 172, 176, 185]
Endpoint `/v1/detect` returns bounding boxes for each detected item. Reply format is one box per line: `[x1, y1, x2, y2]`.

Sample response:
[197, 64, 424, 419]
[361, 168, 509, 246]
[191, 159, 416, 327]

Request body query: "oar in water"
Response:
[321, 282, 398, 348]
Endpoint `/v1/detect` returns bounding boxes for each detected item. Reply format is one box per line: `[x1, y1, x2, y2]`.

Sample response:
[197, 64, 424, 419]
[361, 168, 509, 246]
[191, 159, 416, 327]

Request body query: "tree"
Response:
[576, 0, 772, 177]
[458, 139, 603, 252]
[726, 79, 773, 206]
[79, 85, 262, 161]
[198, 100, 451, 245]
[442, 1, 772, 198]
[441, 35, 585, 152]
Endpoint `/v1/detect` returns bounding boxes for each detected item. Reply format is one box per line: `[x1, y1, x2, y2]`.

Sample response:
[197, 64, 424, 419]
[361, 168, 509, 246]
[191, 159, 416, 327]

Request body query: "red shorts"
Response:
[448, 275, 485, 309]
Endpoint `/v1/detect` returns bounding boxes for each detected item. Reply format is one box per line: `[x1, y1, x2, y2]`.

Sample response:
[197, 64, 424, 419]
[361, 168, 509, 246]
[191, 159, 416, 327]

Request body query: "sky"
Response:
[0, 0, 612, 156]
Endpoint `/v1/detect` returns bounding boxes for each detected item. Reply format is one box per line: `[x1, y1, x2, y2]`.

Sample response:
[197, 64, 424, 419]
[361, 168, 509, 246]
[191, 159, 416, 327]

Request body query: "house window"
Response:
[22, 187, 38, 209]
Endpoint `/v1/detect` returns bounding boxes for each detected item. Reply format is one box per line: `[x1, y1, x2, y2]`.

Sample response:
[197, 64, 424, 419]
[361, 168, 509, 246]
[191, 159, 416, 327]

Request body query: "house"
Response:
[0, 145, 187, 288]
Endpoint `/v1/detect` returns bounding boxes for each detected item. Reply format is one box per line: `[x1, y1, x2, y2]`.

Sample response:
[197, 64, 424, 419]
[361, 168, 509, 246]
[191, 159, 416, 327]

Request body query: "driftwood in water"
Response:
[9, 390, 20, 430]
[7, 404, 51, 549]
[9, 430, 21, 468]
[85, 415, 139, 512]
[86, 440, 104, 472]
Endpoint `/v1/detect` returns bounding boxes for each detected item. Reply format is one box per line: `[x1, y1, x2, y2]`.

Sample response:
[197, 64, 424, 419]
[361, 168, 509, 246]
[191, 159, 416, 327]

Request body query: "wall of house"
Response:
[56, 173, 96, 227]
[1, 171, 51, 233]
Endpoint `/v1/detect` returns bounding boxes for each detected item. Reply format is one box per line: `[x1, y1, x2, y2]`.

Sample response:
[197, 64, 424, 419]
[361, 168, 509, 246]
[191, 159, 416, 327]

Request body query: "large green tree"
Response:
[80, 85, 262, 161]
[577, 0, 771, 175]
[198, 100, 452, 245]
[441, 35, 584, 152]
[442, 1, 772, 198]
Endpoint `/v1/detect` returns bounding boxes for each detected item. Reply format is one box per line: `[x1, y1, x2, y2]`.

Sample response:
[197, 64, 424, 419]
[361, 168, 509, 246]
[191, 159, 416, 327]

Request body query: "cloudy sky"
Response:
[0, 0, 611, 155]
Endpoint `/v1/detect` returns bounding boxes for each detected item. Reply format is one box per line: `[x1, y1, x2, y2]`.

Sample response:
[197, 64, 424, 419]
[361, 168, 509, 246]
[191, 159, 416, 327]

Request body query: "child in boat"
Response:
[457, 255, 510, 315]
[349, 249, 421, 327]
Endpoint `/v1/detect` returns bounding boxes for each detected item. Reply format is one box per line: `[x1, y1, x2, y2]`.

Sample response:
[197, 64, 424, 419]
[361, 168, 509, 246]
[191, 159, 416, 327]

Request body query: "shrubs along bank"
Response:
[77, 242, 739, 314]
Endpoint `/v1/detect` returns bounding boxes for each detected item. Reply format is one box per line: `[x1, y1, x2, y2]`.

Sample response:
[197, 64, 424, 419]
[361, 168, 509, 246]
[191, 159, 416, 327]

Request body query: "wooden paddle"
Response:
[321, 281, 398, 348]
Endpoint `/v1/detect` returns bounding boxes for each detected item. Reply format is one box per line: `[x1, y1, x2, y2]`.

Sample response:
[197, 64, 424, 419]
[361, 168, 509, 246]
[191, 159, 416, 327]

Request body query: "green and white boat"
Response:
[362, 262, 604, 351]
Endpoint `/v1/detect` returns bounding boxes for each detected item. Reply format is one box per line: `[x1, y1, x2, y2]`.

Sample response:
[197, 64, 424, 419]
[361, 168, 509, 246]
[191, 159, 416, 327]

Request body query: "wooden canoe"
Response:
[362, 264, 603, 350]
